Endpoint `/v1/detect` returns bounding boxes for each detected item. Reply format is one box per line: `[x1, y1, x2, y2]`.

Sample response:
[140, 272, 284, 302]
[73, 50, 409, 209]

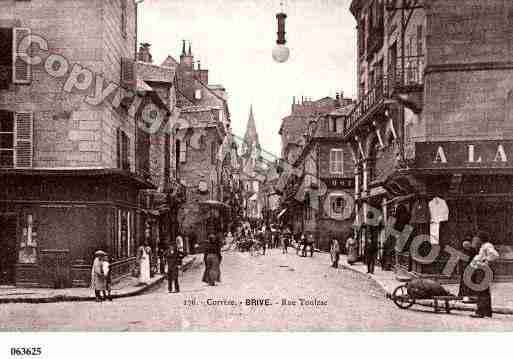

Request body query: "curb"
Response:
[0, 257, 197, 304]
[332, 254, 513, 316]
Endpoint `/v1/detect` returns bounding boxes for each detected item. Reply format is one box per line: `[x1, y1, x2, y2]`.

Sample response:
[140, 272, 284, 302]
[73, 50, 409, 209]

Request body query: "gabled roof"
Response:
[161, 55, 180, 68]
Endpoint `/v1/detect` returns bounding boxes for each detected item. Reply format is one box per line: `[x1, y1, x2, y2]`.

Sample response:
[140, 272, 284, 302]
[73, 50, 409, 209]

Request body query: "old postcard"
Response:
[1, 0, 513, 347]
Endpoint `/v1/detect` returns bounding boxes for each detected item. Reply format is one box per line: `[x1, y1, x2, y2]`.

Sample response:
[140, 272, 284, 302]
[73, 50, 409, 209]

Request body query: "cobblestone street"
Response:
[2, 249, 513, 331]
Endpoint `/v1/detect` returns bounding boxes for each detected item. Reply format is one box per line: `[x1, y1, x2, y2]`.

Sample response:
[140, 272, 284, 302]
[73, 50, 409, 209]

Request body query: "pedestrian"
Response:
[167, 245, 185, 293]
[102, 254, 112, 301]
[470, 231, 499, 318]
[258, 230, 267, 255]
[297, 233, 305, 256]
[365, 234, 378, 275]
[176, 234, 184, 252]
[137, 240, 152, 285]
[306, 234, 315, 257]
[346, 235, 358, 265]
[202, 234, 221, 286]
[330, 238, 341, 268]
[458, 236, 478, 303]
[281, 228, 291, 254]
[91, 250, 107, 302]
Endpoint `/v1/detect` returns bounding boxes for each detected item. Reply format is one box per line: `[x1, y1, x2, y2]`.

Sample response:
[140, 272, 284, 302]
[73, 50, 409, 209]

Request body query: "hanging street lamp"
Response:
[272, 2, 290, 63]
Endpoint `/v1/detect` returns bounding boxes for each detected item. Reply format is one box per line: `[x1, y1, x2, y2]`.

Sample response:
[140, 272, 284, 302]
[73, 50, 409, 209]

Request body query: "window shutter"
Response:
[121, 57, 135, 88]
[329, 150, 335, 173]
[179, 141, 187, 163]
[14, 111, 33, 168]
[13, 27, 31, 84]
[116, 128, 122, 168]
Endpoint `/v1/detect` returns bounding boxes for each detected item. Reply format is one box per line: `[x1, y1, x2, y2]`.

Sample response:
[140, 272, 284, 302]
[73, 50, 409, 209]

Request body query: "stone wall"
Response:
[0, 0, 137, 169]
[422, 0, 513, 142]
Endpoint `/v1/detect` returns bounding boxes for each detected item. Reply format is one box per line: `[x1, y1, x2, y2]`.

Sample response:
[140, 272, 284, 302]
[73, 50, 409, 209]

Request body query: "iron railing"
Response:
[344, 56, 425, 137]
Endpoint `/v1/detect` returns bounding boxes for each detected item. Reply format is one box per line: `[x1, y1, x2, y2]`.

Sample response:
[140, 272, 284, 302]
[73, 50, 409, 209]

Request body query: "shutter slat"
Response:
[14, 111, 33, 168]
[121, 57, 135, 88]
[13, 27, 31, 84]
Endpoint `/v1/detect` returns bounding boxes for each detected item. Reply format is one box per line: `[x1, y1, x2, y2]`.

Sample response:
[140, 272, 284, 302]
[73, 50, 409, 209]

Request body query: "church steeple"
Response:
[243, 105, 261, 154]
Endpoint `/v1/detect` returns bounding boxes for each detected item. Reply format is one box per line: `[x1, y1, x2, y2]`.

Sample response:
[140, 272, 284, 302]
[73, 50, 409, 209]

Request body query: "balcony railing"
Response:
[345, 76, 392, 135]
[344, 56, 425, 136]
[390, 56, 425, 89]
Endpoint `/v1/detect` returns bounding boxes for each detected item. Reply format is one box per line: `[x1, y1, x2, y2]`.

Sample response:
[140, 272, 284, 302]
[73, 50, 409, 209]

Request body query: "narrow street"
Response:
[2, 249, 513, 331]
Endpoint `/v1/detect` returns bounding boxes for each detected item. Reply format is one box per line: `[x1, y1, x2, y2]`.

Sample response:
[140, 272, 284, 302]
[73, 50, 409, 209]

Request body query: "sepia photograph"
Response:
[1, 0, 513, 348]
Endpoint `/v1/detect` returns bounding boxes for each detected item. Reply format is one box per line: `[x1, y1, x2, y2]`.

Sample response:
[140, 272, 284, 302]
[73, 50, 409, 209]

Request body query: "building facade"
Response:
[348, 0, 513, 279]
[0, 0, 180, 287]
[166, 43, 238, 244]
[277, 95, 355, 249]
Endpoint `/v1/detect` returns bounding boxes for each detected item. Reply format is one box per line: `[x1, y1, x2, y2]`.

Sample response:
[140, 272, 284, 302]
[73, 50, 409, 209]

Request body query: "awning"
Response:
[277, 208, 288, 219]
[199, 200, 231, 210]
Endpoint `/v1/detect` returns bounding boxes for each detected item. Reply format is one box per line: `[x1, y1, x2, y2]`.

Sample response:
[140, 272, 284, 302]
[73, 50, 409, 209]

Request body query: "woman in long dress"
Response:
[137, 241, 151, 285]
[346, 236, 358, 265]
[91, 251, 107, 302]
[202, 234, 221, 286]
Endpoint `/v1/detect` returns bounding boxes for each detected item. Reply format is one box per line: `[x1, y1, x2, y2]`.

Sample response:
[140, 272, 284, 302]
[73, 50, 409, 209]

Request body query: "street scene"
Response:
[3, 248, 513, 331]
[1, 0, 513, 333]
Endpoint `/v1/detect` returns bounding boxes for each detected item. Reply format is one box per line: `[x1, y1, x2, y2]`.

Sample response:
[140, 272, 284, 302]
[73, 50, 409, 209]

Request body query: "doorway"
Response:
[0, 215, 17, 285]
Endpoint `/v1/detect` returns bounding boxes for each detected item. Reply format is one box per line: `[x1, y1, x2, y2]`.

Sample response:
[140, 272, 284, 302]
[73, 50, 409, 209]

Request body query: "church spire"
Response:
[244, 105, 260, 153]
[181, 40, 186, 56]
[188, 41, 192, 56]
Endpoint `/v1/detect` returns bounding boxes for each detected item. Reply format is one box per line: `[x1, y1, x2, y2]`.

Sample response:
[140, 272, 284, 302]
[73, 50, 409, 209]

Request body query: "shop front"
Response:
[391, 140, 513, 282]
[0, 169, 155, 288]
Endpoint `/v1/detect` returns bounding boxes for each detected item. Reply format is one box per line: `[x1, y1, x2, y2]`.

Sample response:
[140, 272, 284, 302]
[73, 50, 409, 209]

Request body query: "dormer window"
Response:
[194, 89, 202, 100]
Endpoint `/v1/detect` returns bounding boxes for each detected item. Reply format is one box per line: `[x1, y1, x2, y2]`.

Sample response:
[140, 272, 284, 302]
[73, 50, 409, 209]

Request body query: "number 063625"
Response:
[10, 347, 42, 356]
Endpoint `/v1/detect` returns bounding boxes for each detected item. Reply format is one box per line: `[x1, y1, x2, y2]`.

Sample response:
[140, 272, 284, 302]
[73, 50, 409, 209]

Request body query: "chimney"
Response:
[335, 93, 341, 109]
[138, 42, 152, 63]
[194, 60, 209, 84]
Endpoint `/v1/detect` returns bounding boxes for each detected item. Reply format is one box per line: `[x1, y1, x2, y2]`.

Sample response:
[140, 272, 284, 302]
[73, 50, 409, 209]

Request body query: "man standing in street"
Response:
[167, 245, 185, 293]
[365, 234, 378, 275]
[470, 231, 499, 318]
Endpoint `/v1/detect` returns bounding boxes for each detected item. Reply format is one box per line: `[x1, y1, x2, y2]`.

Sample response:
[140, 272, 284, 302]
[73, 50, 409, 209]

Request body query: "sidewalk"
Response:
[0, 254, 200, 304]
[332, 252, 513, 315]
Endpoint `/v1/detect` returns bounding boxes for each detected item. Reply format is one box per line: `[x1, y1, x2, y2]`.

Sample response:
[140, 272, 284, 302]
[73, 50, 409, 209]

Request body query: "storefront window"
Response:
[18, 214, 37, 264]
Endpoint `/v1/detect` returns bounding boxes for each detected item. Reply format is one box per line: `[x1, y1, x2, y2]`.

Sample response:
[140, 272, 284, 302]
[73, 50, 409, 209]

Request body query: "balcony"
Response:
[344, 56, 424, 137]
[390, 56, 425, 90]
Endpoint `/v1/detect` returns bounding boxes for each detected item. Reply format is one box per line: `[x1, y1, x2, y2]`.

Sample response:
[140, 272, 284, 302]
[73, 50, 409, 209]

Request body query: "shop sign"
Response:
[416, 140, 513, 169]
[323, 177, 355, 189]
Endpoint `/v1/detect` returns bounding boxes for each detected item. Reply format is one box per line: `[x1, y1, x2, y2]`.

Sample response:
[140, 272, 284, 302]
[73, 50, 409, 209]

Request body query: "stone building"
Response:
[347, 0, 513, 279]
[164, 43, 237, 243]
[277, 96, 342, 238]
[278, 95, 355, 250]
[0, 0, 178, 287]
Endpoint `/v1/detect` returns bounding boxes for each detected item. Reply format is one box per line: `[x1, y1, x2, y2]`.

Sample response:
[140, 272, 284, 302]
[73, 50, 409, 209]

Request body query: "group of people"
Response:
[233, 224, 320, 257]
[90, 250, 112, 302]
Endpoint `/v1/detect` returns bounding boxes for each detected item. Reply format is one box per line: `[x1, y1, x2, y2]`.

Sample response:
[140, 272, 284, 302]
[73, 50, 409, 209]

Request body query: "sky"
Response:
[138, 0, 357, 156]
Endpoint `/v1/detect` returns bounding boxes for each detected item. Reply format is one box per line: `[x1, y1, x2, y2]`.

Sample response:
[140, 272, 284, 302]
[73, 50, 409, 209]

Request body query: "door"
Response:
[0, 215, 17, 285]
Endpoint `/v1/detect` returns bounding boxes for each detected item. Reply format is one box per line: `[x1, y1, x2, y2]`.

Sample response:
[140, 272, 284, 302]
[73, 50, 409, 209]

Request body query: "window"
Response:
[0, 111, 14, 168]
[116, 209, 133, 259]
[0, 110, 33, 168]
[194, 89, 202, 100]
[0, 27, 31, 87]
[117, 128, 130, 170]
[330, 149, 344, 174]
[211, 141, 217, 165]
[417, 25, 423, 56]
[178, 139, 187, 163]
[121, 0, 127, 39]
[331, 196, 345, 218]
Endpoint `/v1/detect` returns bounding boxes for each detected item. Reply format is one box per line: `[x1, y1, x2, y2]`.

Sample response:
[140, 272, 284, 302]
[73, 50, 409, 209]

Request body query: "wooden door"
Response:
[0, 215, 17, 285]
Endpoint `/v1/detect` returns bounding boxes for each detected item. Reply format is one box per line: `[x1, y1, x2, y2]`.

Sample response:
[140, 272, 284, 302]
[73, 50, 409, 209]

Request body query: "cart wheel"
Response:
[392, 284, 415, 309]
